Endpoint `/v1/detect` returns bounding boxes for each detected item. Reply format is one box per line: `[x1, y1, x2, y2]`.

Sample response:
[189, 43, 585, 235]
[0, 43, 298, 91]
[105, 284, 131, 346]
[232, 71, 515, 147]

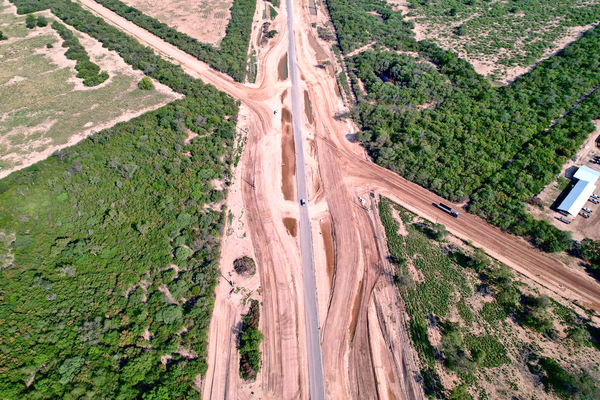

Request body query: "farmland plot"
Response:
[0, 2, 181, 177]
[120, 0, 234, 46]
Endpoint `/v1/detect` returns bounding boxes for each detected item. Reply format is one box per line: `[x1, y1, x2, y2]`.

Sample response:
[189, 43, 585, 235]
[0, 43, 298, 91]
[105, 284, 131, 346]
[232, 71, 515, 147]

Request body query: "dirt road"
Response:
[75, 0, 600, 398]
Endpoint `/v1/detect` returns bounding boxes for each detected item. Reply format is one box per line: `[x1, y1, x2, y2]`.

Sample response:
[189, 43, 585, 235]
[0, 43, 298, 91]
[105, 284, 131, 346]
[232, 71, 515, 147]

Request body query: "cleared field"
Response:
[405, 0, 600, 82]
[379, 197, 600, 399]
[0, 2, 180, 177]
[120, 0, 233, 46]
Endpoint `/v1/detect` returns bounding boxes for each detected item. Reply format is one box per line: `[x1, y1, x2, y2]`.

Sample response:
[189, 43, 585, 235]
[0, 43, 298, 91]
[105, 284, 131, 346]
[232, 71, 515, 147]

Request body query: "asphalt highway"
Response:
[286, 0, 327, 398]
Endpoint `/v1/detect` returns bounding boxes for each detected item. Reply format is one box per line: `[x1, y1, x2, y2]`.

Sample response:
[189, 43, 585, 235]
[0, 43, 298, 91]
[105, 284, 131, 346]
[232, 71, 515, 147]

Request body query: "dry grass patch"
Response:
[120, 0, 234, 46]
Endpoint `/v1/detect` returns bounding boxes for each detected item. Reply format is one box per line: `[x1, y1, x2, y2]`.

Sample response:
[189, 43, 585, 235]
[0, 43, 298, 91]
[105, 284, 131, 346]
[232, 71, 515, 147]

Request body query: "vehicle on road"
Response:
[558, 216, 571, 224]
[579, 212, 590, 218]
[583, 207, 593, 213]
[300, 198, 306, 206]
[434, 202, 459, 218]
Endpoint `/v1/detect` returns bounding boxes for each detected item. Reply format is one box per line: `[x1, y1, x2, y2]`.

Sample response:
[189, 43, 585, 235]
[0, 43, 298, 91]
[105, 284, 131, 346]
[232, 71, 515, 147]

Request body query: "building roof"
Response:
[558, 166, 600, 215]
[573, 165, 600, 183]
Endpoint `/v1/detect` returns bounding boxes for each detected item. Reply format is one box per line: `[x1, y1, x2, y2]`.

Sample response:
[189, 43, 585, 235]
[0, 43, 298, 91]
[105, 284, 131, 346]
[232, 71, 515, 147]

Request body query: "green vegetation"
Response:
[138, 76, 154, 90]
[269, 5, 278, 20]
[1, 0, 240, 397]
[350, 30, 600, 201]
[0, 30, 6, 40]
[324, 0, 414, 53]
[52, 21, 109, 87]
[239, 300, 263, 380]
[35, 15, 47, 27]
[378, 197, 600, 398]
[470, 89, 600, 253]
[0, 93, 237, 397]
[529, 356, 600, 399]
[25, 13, 35, 28]
[0, 6, 175, 173]
[406, 0, 600, 75]
[323, 0, 600, 268]
[267, 0, 280, 7]
[234, 256, 256, 277]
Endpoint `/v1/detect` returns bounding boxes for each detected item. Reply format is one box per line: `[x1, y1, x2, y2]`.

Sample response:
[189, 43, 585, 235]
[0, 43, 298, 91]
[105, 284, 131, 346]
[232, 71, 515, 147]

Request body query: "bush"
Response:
[25, 14, 36, 29]
[239, 300, 263, 380]
[138, 76, 154, 90]
[0, 30, 7, 40]
[51, 21, 109, 86]
[36, 15, 48, 27]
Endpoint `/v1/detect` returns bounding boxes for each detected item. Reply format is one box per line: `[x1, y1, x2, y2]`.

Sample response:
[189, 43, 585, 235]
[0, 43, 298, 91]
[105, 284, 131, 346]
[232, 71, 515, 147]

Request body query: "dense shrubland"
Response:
[1, 0, 240, 397]
[324, 0, 414, 53]
[470, 90, 600, 253]
[324, 0, 600, 260]
[0, 94, 237, 397]
[350, 28, 600, 201]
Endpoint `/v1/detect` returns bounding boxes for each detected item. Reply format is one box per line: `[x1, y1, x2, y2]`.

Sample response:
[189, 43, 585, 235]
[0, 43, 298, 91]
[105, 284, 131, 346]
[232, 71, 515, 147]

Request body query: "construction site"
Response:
[3, 0, 600, 398]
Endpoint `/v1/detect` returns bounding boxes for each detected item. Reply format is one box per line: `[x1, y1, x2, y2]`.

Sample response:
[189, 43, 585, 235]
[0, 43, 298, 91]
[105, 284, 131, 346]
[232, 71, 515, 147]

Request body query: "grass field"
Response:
[379, 197, 600, 399]
[120, 0, 234, 46]
[406, 0, 600, 82]
[0, 3, 179, 177]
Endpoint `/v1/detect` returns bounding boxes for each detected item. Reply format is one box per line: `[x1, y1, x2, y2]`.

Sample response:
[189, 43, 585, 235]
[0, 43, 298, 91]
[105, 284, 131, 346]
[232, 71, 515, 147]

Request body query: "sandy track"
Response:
[73, 0, 600, 398]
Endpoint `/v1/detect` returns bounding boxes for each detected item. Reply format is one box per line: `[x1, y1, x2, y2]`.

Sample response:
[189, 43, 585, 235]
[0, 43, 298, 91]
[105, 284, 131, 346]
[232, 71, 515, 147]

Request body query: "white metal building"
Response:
[558, 166, 600, 215]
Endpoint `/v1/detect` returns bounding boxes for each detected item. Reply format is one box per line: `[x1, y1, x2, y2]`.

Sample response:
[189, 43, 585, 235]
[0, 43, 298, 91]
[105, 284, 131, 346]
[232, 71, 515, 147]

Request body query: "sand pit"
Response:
[304, 90, 314, 125]
[278, 52, 288, 80]
[283, 217, 298, 237]
[281, 107, 296, 201]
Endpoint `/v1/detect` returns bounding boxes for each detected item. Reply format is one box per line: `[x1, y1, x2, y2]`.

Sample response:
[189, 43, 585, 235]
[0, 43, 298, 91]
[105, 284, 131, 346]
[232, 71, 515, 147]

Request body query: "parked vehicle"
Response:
[590, 198, 599, 204]
[591, 194, 599, 199]
[583, 207, 593, 213]
[558, 217, 571, 224]
[579, 212, 590, 219]
[558, 210, 570, 217]
[434, 202, 459, 218]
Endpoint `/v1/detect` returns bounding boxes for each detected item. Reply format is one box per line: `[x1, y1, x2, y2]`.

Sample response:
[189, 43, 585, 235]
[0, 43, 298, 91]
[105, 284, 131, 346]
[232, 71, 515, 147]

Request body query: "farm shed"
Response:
[558, 166, 600, 215]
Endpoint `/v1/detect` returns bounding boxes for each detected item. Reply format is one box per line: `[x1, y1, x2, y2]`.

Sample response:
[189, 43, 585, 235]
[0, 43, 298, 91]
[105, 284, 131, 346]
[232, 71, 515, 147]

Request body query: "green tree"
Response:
[59, 357, 85, 384]
[36, 15, 48, 27]
[449, 383, 473, 400]
[25, 14, 36, 29]
[139, 76, 154, 90]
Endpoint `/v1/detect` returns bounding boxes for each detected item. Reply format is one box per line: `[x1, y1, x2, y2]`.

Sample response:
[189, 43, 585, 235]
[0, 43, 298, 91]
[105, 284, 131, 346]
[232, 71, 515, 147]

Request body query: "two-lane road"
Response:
[286, 0, 327, 398]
